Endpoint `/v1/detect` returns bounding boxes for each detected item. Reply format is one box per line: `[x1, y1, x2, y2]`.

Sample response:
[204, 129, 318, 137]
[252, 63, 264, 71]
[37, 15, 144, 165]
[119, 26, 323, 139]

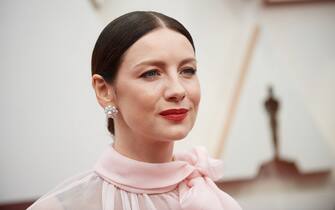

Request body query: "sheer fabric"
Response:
[28, 145, 242, 210]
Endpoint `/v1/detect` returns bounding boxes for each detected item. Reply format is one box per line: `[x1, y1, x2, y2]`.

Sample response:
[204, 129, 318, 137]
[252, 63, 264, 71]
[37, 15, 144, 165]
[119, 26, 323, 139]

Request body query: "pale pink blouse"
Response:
[28, 144, 242, 210]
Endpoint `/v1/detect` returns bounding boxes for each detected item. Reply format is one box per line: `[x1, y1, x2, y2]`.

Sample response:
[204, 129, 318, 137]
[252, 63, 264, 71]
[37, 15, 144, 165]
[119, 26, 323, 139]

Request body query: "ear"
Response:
[91, 74, 117, 108]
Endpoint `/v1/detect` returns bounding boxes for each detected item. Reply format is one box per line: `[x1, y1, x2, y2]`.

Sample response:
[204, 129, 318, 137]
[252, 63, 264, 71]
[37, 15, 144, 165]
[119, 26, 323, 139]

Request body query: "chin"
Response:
[164, 127, 191, 141]
[169, 134, 188, 141]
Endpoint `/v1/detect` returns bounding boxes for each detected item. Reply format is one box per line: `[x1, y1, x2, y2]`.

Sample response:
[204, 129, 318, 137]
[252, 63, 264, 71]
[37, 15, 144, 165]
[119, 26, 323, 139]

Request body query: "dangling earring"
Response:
[104, 105, 118, 119]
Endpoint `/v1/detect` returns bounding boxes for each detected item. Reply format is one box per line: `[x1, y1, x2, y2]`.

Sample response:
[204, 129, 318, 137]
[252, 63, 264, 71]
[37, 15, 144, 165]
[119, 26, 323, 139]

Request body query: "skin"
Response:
[92, 28, 201, 163]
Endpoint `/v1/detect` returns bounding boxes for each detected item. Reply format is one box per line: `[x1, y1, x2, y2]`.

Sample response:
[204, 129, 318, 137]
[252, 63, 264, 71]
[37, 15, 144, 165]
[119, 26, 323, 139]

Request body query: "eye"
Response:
[180, 68, 197, 77]
[140, 69, 161, 79]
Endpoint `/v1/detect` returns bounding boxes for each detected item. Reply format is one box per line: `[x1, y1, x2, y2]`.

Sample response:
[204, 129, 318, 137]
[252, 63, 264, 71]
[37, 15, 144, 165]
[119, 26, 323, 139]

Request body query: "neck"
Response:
[113, 124, 174, 163]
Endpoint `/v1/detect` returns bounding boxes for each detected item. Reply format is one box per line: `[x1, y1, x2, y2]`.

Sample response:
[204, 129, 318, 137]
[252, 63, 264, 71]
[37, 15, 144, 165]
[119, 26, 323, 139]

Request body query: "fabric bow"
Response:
[175, 147, 242, 210]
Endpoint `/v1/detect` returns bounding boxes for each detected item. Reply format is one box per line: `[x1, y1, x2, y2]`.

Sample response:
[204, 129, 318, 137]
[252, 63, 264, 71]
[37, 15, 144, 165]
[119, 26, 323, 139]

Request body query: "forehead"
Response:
[120, 28, 195, 69]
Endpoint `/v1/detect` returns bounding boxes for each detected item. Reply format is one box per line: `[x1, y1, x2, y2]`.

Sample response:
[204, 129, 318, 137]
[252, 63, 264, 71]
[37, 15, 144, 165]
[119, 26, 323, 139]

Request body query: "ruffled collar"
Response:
[94, 144, 224, 194]
[94, 144, 242, 210]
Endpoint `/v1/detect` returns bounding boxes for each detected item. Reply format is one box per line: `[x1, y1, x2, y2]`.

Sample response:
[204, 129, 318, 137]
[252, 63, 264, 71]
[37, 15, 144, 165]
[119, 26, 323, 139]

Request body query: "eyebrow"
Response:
[133, 57, 197, 69]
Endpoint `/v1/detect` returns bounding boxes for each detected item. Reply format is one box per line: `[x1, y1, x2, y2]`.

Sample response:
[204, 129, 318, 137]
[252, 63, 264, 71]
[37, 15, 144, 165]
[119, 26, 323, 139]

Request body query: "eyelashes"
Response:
[140, 69, 161, 78]
[140, 68, 197, 79]
[181, 68, 197, 77]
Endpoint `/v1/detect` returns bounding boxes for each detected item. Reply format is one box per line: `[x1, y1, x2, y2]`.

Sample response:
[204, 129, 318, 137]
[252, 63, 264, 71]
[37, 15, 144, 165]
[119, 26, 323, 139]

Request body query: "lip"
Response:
[159, 108, 189, 115]
[159, 108, 189, 122]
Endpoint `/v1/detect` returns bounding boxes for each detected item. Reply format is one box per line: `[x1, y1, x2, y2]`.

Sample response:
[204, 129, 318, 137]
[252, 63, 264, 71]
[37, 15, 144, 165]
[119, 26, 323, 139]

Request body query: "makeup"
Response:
[159, 108, 188, 122]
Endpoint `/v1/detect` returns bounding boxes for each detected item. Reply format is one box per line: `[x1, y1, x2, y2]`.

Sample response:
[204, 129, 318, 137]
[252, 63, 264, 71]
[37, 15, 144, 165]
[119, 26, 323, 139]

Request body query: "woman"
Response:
[28, 11, 242, 210]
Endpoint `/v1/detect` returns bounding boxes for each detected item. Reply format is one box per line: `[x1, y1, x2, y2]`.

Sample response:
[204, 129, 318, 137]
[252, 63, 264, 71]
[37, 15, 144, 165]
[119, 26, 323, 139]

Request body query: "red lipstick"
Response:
[159, 108, 189, 122]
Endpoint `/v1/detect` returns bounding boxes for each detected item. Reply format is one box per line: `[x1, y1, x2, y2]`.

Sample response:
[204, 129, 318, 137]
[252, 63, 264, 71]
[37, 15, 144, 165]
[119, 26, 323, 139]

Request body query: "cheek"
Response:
[187, 80, 201, 109]
[115, 81, 167, 136]
[116, 81, 162, 119]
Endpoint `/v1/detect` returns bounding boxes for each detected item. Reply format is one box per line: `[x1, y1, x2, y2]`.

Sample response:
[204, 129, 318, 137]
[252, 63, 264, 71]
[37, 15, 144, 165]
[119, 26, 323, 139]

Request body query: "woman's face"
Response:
[113, 28, 200, 142]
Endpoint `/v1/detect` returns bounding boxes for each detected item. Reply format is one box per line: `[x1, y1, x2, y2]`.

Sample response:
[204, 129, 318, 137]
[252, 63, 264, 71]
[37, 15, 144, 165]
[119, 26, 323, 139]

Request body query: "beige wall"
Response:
[218, 1, 335, 209]
[0, 0, 334, 209]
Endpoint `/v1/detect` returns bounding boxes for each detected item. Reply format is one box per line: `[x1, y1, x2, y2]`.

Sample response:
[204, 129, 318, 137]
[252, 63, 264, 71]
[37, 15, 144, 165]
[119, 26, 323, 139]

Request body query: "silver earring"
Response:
[104, 105, 118, 119]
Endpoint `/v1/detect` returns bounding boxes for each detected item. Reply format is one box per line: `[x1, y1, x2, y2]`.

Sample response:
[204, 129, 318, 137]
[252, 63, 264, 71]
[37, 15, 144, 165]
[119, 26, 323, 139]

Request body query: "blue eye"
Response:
[140, 70, 160, 79]
[181, 68, 197, 77]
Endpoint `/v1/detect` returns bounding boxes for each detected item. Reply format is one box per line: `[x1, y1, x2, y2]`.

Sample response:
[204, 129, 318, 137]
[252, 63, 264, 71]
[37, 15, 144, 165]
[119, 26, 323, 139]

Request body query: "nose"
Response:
[164, 77, 186, 103]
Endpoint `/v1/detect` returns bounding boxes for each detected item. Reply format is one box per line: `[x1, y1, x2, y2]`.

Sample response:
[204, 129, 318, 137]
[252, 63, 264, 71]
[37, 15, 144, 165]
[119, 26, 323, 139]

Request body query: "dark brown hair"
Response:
[91, 11, 195, 135]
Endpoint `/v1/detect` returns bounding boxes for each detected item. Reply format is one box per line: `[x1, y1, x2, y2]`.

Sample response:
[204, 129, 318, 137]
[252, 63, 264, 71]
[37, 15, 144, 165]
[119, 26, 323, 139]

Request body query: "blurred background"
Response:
[0, 0, 334, 209]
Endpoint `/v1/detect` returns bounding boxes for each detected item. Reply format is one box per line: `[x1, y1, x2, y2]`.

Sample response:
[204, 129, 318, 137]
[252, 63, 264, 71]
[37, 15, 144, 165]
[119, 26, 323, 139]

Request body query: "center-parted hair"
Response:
[91, 11, 195, 135]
